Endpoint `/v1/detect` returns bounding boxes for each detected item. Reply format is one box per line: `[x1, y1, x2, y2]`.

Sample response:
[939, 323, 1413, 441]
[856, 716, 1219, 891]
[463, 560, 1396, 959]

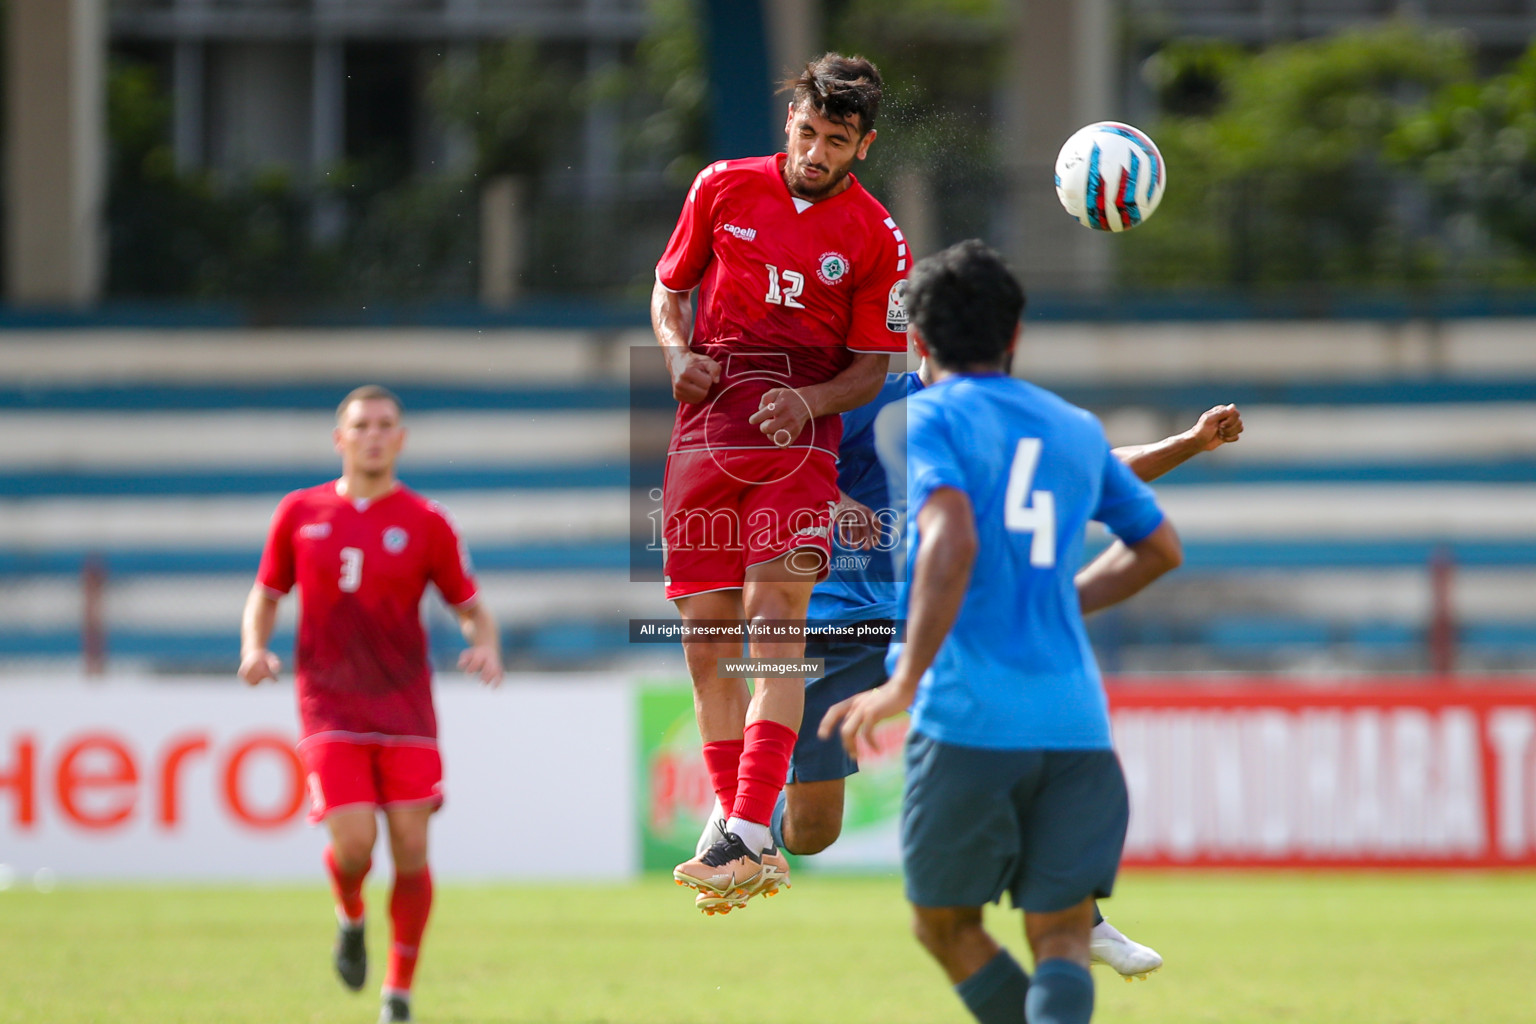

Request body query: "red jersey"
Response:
[256, 481, 479, 743]
[655, 153, 910, 457]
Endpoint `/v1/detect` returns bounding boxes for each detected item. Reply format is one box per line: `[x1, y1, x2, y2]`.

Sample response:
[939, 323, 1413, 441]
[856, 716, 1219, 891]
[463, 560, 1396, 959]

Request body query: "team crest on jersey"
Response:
[383, 526, 409, 553]
[817, 251, 850, 286]
[886, 279, 909, 332]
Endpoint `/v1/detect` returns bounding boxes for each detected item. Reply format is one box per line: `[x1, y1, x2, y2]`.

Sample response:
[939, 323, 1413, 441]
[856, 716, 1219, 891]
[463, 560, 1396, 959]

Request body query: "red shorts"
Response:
[662, 447, 837, 600]
[298, 736, 444, 824]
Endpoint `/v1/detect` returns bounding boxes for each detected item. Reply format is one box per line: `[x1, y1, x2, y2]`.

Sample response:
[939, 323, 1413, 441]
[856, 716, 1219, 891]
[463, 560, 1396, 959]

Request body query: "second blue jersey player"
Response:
[696, 289, 1242, 981]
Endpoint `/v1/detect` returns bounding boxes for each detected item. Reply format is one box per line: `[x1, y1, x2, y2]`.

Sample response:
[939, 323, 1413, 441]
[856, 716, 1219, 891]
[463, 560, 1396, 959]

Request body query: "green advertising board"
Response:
[636, 680, 909, 873]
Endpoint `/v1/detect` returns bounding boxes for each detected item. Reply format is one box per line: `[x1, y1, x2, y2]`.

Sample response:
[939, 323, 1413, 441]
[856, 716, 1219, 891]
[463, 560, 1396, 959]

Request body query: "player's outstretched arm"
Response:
[455, 600, 504, 687]
[651, 279, 718, 404]
[1076, 520, 1183, 616]
[820, 486, 976, 756]
[238, 584, 282, 685]
[1112, 404, 1244, 483]
[750, 352, 890, 444]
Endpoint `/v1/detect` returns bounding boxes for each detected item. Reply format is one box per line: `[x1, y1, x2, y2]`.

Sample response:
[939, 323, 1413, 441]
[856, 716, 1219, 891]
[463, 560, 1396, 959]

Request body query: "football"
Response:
[1054, 121, 1166, 232]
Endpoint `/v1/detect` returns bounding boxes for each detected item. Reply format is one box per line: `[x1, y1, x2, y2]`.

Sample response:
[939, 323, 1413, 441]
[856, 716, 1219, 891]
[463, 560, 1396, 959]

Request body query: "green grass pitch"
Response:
[2, 871, 1531, 1023]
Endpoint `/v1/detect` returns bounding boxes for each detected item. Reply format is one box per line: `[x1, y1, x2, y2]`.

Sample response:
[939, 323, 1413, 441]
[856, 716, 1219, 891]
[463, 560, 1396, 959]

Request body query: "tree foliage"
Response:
[613, 0, 710, 183]
[429, 39, 577, 179]
[1123, 23, 1473, 289]
[828, 0, 1005, 182]
[1390, 42, 1536, 270]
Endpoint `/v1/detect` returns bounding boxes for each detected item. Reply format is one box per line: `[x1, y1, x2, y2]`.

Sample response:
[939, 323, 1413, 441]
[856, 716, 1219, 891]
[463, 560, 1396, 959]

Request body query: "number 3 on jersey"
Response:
[339, 546, 364, 592]
[765, 264, 805, 309]
[1004, 438, 1056, 567]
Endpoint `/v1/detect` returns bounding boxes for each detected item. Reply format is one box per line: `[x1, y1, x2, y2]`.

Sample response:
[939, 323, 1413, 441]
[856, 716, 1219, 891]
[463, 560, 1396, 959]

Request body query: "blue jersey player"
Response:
[821, 240, 1184, 1024]
[697, 352, 1238, 974]
[696, 337, 1240, 967]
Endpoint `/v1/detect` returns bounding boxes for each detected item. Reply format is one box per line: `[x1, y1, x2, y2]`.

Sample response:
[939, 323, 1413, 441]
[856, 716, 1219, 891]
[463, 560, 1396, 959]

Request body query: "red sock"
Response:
[731, 719, 797, 827]
[384, 867, 433, 994]
[701, 739, 744, 820]
[324, 845, 370, 922]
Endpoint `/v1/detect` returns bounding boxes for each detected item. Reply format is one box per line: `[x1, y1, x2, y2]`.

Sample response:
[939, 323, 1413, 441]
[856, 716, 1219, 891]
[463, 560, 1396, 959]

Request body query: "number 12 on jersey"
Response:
[764, 264, 805, 308]
[1004, 438, 1056, 567]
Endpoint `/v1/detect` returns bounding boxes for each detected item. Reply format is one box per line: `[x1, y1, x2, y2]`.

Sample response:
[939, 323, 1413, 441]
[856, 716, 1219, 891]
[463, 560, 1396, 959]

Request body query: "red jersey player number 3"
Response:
[238, 385, 502, 1024]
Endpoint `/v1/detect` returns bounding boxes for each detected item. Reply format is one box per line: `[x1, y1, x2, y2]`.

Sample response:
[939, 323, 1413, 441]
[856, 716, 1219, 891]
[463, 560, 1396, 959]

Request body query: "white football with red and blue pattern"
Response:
[1054, 121, 1166, 232]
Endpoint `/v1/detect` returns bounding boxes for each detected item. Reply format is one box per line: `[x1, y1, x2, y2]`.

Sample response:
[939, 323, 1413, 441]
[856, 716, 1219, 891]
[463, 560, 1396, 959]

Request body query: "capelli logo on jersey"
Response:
[722, 223, 757, 242]
[383, 527, 409, 553]
[299, 523, 331, 539]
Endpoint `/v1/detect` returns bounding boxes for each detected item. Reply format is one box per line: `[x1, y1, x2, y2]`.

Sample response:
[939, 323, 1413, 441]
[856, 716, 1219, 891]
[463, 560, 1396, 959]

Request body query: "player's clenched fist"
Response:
[666, 348, 721, 404]
[239, 648, 281, 686]
[1192, 403, 1243, 451]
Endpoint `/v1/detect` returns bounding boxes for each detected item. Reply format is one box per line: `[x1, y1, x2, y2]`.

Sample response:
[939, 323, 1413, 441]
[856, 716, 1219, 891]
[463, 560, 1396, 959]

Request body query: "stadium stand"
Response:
[1, 320, 1533, 675]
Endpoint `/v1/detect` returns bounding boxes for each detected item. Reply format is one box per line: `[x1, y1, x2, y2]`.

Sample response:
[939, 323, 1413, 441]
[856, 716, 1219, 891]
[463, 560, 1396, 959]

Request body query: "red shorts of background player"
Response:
[298, 736, 445, 824]
[663, 446, 837, 601]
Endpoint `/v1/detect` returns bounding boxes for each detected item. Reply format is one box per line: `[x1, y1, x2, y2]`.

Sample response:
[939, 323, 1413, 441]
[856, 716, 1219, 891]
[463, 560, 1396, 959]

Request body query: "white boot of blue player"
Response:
[1090, 919, 1163, 980]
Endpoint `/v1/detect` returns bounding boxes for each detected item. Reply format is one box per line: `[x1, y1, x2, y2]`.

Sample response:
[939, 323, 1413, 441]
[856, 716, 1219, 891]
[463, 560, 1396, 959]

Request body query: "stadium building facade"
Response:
[109, 0, 652, 183]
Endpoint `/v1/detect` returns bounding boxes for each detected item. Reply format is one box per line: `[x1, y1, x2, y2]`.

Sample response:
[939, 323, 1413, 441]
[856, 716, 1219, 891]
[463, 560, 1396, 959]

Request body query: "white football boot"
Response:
[1089, 919, 1163, 981]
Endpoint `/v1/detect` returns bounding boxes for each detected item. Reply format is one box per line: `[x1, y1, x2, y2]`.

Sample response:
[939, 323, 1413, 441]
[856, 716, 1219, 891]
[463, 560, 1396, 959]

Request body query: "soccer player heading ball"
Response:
[239, 386, 503, 1024]
[652, 52, 910, 912]
[820, 241, 1184, 1024]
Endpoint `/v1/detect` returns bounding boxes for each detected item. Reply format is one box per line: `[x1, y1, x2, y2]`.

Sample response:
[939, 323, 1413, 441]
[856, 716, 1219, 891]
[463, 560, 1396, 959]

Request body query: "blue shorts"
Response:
[901, 731, 1129, 913]
[789, 631, 890, 784]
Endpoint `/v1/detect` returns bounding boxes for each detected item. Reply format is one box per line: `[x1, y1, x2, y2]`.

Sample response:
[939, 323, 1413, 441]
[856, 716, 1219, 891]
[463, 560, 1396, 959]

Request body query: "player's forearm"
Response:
[800, 352, 889, 419]
[1112, 431, 1205, 484]
[891, 493, 977, 686]
[240, 588, 279, 655]
[459, 602, 500, 650]
[1076, 520, 1183, 615]
[651, 279, 694, 353]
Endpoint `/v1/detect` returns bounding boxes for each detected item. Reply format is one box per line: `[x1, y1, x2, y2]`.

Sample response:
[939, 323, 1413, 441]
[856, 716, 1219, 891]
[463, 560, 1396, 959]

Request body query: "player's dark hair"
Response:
[783, 53, 883, 135]
[906, 240, 1026, 371]
[336, 384, 403, 422]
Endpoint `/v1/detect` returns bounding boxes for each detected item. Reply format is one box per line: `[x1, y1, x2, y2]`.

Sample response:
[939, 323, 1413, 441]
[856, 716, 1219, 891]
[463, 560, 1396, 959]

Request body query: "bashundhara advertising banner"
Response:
[636, 678, 1536, 872]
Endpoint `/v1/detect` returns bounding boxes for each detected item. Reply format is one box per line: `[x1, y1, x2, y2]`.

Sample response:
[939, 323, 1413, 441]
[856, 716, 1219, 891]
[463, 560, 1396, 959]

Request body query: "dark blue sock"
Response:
[1024, 959, 1093, 1024]
[769, 790, 788, 851]
[954, 949, 1029, 1024]
[1091, 902, 1104, 927]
